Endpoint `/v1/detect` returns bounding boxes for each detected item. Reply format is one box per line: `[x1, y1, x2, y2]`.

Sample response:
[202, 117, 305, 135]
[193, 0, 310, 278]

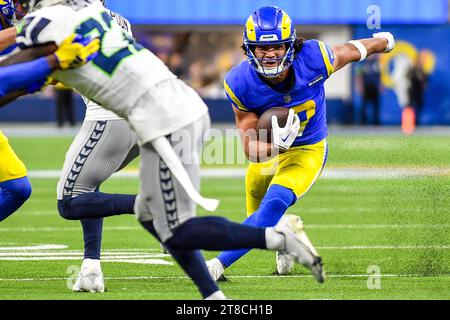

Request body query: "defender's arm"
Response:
[0, 27, 17, 52]
[0, 35, 100, 105]
[331, 33, 394, 72]
[0, 43, 57, 66]
[0, 55, 59, 106]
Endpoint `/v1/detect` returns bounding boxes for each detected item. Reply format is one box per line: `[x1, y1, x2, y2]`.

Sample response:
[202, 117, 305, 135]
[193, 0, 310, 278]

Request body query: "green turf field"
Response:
[1, 134, 449, 300]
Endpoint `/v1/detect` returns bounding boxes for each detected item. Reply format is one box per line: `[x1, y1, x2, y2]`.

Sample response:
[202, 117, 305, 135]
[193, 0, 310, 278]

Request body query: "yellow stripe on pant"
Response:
[245, 139, 328, 216]
[0, 130, 28, 183]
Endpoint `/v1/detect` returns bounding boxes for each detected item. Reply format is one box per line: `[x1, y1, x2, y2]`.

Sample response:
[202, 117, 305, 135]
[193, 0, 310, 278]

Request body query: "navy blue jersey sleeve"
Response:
[0, 57, 51, 96]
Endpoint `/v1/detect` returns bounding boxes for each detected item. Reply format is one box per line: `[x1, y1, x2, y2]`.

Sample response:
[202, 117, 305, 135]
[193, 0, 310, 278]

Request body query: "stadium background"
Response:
[0, 0, 449, 125]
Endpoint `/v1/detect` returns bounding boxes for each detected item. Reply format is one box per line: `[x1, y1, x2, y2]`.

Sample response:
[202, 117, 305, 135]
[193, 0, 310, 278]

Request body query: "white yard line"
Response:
[27, 168, 450, 180]
[1, 224, 449, 232]
[0, 244, 448, 252]
[0, 273, 447, 282]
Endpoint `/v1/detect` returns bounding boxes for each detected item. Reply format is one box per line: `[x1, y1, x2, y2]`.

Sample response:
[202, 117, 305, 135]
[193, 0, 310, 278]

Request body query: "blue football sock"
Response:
[57, 192, 136, 220]
[218, 184, 295, 268]
[0, 176, 32, 222]
[81, 218, 103, 260]
[140, 220, 219, 299]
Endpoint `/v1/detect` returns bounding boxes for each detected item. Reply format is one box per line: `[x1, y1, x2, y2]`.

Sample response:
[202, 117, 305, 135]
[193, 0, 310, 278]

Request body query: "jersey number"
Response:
[292, 100, 316, 136]
[76, 12, 143, 76]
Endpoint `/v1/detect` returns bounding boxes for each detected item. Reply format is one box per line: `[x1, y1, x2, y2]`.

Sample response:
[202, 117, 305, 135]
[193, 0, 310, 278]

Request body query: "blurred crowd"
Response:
[135, 30, 246, 99]
[355, 52, 429, 133]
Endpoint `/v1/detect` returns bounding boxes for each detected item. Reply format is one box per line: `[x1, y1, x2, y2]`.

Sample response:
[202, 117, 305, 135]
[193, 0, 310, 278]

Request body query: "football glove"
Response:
[271, 109, 300, 152]
[54, 33, 100, 70]
[373, 32, 395, 53]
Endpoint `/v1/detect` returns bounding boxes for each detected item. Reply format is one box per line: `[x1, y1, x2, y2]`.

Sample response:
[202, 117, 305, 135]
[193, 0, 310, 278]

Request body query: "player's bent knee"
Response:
[57, 198, 78, 220]
[15, 178, 32, 202]
[4, 176, 33, 203]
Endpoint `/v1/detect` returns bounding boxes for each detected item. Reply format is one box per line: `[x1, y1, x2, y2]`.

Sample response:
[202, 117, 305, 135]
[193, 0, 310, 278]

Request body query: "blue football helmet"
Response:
[243, 6, 297, 78]
[0, 0, 16, 26]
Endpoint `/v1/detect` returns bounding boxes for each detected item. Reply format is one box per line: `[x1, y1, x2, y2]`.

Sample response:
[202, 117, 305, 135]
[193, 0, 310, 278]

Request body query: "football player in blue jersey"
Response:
[0, 1, 100, 222]
[207, 6, 395, 280]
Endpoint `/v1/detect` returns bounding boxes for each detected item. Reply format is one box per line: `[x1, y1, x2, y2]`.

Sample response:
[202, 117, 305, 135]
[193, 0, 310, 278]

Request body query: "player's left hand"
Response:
[373, 32, 395, 53]
[54, 33, 101, 70]
[271, 109, 300, 152]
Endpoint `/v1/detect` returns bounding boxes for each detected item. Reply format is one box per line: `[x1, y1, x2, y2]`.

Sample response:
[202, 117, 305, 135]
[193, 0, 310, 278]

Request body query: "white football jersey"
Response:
[82, 8, 132, 121]
[16, 0, 206, 137]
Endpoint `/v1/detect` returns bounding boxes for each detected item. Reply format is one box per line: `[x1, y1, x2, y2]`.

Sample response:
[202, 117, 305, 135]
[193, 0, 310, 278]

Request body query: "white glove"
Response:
[373, 32, 395, 53]
[271, 109, 300, 152]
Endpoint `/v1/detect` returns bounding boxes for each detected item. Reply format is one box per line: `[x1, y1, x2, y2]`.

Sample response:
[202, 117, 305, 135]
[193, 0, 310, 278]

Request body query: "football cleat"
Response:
[73, 269, 105, 293]
[73, 259, 106, 293]
[274, 214, 325, 282]
[206, 258, 225, 282]
[276, 251, 295, 275]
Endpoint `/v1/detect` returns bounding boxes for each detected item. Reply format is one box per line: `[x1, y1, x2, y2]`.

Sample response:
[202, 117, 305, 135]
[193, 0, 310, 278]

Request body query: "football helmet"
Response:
[0, 0, 28, 26]
[243, 6, 296, 78]
[0, 0, 15, 21]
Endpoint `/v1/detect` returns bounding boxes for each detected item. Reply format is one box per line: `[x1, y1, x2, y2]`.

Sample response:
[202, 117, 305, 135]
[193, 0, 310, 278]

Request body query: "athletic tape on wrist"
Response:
[348, 40, 368, 62]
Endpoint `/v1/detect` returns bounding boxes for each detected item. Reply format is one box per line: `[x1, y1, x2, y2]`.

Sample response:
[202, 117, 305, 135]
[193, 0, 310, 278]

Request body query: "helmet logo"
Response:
[259, 34, 279, 41]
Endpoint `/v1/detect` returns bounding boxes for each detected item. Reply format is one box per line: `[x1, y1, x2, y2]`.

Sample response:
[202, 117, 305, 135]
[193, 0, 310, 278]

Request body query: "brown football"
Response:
[256, 107, 290, 143]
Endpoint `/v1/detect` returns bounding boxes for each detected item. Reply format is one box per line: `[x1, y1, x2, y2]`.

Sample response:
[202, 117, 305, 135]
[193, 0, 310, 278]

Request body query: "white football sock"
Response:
[81, 258, 101, 272]
[205, 290, 227, 300]
[265, 227, 285, 250]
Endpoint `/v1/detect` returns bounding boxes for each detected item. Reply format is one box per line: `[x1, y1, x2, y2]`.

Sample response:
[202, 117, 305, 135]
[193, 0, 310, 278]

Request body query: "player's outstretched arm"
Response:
[331, 32, 395, 73]
[0, 55, 59, 105]
[0, 34, 100, 106]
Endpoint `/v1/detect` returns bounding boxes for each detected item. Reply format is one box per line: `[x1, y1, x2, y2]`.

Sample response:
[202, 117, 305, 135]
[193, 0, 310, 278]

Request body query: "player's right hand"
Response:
[54, 33, 100, 70]
[373, 32, 395, 53]
[271, 109, 300, 152]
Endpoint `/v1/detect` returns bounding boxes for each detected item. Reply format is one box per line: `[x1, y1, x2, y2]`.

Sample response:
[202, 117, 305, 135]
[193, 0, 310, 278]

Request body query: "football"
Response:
[256, 107, 290, 143]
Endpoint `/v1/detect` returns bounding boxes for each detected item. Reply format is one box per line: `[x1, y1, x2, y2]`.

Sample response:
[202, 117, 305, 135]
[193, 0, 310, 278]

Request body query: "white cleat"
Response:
[73, 259, 106, 293]
[276, 251, 295, 275]
[206, 258, 225, 282]
[274, 214, 325, 283]
[204, 290, 228, 300]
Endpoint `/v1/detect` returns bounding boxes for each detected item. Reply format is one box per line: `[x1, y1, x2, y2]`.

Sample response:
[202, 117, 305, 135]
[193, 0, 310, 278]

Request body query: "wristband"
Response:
[348, 40, 368, 62]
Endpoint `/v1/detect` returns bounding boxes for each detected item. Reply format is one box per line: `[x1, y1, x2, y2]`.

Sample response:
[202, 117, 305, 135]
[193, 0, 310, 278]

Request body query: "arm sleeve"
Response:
[0, 57, 51, 96]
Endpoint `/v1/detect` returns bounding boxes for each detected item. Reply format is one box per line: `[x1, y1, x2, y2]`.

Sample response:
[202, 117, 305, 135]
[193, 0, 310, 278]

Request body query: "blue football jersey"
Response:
[224, 39, 335, 147]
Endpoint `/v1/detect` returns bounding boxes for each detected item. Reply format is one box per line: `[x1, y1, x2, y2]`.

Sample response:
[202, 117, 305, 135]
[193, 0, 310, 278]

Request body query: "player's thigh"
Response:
[0, 131, 27, 183]
[271, 139, 328, 199]
[136, 114, 209, 243]
[57, 120, 136, 199]
[245, 161, 276, 215]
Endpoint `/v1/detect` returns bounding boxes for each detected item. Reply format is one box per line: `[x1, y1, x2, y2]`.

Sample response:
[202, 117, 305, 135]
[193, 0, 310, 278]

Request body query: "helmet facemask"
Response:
[244, 33, 296, 78]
